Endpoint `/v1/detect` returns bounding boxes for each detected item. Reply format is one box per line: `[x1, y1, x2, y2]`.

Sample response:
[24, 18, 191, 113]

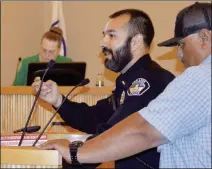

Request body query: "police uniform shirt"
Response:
[56, 54, 175, 168]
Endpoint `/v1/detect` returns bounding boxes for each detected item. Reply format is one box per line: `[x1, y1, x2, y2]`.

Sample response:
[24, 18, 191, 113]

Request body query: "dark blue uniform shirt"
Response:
[57, 54, 175, 168]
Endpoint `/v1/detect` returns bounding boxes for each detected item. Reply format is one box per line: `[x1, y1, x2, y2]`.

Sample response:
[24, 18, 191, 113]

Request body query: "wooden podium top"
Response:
[1, 86, 113, 95]
[1, 146, 62, 167]
[1, 133, 89, 167]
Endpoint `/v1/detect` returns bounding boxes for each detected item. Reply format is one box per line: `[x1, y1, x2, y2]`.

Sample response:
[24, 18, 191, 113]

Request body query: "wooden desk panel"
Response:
[1, 86, 113, 134]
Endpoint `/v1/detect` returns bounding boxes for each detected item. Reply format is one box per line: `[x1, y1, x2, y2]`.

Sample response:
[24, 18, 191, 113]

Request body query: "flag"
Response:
[51, 1, 67, 56]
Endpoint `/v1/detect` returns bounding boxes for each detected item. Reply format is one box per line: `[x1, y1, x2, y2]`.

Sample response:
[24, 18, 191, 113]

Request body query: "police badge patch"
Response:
[127, 78, 150, 96]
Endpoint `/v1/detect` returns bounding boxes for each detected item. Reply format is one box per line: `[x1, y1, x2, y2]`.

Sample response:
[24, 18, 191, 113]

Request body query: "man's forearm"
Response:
[77, 112, 163, 163]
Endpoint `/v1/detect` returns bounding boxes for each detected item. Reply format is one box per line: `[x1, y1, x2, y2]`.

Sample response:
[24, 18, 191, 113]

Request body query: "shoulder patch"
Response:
[127, 78, 150, 96]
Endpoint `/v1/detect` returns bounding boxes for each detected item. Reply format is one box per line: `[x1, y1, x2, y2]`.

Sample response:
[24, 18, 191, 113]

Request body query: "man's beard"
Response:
[103, 37, 132, 72]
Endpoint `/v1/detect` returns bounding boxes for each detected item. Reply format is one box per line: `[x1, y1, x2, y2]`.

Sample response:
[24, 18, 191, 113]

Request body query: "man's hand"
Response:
[31, 77, 62, 108]
[37, 139, 72, 163]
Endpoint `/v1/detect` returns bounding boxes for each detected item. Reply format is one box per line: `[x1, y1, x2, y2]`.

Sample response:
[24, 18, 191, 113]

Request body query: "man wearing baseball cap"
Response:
[158, 2, 211, 68]
[38, 2, 211, 168]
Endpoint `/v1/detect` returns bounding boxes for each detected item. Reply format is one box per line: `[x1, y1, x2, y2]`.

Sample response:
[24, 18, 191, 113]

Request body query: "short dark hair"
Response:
[109, 9, 155, 48]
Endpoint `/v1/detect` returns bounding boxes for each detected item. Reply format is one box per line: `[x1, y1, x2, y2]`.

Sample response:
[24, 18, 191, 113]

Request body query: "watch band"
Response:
[69, 141, 84, 165]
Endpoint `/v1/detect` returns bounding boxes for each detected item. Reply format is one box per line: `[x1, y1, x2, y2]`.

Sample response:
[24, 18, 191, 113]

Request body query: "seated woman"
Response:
[13, 27, 72, 86]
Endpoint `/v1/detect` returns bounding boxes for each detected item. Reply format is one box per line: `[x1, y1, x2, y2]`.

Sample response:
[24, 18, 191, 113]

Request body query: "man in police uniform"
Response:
[33, 9, 175, 169]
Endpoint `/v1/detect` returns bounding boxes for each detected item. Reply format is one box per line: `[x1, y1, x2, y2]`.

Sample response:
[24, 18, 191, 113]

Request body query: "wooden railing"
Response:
[1, 86, 113, 134]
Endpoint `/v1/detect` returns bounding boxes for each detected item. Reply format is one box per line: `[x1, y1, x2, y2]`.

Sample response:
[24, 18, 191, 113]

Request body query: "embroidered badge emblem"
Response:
[127, 78, 150, 96]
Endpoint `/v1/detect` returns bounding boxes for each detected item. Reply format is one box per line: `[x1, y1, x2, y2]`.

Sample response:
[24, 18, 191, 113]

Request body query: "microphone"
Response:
[32, 78, 90, 146]
[14, 57, 22, 80]
[17, 57, 22, 69]
[13, 125, 41, 133]
[18, 59, 56, 146]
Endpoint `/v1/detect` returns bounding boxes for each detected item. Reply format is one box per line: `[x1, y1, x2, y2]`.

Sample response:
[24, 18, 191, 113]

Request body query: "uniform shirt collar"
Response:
[121, 54, 152, 75]
[115, 54, 153, 95]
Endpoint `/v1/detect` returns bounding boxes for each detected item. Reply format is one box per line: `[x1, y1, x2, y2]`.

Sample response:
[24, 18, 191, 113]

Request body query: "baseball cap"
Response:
[158, 2, 211, 47]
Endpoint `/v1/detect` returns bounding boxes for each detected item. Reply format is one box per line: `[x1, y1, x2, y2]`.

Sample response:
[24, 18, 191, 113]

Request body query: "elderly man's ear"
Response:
[199, 29, 211, 48]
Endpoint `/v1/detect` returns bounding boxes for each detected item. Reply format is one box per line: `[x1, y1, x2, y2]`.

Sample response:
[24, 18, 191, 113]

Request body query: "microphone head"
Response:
[47, 59, 56, 69]
[80, 78, 90, 86]
[13, 125, 41, 133]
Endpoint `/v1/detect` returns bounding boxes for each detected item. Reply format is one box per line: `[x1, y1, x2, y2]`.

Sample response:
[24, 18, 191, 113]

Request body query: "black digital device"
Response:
[27, 62, 86, 86]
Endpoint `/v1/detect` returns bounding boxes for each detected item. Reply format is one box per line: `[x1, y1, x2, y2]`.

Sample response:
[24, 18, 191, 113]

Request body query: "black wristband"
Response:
[69, 141, 84, 165]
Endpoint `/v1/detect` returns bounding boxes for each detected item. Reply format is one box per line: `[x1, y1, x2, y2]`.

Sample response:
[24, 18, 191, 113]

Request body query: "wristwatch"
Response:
[69, 141, 84, 165]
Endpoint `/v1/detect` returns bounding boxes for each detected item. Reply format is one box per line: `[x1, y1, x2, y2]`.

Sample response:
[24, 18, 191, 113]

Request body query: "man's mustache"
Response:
[102, 47, 113, 55]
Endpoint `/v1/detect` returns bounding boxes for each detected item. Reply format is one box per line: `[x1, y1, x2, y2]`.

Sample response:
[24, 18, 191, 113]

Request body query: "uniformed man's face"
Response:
[101, 14, 133, 72]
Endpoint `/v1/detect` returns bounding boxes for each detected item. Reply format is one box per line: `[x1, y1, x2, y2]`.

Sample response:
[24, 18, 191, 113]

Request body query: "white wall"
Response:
[2, 1, 197, 86]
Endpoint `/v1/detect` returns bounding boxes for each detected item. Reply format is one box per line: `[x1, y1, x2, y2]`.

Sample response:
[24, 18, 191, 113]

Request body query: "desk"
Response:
[1, 86, 112, 134]
[1, 133, 114, 168]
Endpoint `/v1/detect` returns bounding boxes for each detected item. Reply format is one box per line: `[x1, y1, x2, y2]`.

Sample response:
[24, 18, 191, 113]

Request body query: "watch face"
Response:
[72, 141, 84, 147]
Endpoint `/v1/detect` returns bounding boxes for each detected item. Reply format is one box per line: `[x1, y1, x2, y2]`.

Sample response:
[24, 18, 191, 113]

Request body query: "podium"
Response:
[1, 86, 114, 168]
[1, 146, 62, 168]
[0, 133, 114, 168]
